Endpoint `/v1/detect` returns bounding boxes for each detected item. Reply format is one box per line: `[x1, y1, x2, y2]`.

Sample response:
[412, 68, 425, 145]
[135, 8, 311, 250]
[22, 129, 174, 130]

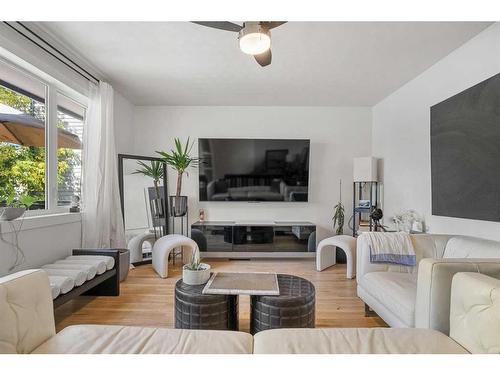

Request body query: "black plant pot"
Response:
[169, 195, 188, 217]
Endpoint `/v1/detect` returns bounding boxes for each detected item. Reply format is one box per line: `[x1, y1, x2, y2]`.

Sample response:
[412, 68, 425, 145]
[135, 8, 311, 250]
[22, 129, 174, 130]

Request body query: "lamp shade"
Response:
[353, 157, 378, 182]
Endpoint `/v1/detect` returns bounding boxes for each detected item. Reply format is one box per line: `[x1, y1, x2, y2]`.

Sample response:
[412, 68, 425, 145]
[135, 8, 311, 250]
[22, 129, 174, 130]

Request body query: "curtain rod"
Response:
[3, 22, 100, 84]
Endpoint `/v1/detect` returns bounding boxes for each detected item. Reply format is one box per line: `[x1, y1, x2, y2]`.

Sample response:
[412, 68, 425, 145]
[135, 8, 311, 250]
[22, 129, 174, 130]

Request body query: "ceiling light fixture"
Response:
[238, 23, 271, 55]
[193, 21, 286, 66]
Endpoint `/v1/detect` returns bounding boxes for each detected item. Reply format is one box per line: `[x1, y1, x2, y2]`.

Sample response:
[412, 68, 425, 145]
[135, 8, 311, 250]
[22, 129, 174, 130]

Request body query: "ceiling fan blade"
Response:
[192, 21, 242, 32]
[261, 21, 287, 30]
[254, 49, 272, 67]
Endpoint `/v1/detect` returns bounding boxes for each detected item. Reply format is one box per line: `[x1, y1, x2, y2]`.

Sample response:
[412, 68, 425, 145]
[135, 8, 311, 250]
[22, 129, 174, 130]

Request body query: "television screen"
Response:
[198, 138, 310, 202]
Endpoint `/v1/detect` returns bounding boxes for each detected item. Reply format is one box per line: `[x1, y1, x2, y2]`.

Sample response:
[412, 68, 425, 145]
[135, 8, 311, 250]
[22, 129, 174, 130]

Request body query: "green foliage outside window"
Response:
[0, 86, 80, 205]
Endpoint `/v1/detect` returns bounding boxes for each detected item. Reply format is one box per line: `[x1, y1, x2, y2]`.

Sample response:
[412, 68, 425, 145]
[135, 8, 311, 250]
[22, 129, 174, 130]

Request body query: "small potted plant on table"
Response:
[157, 138, 198, 217]
[182, 246, 211, 285]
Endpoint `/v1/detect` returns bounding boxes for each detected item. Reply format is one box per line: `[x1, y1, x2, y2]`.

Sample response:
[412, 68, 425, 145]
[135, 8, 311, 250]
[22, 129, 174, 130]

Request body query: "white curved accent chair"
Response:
[128, 232, 157, 263]
[152, 234, 198, 278]
[316, 235, 357, 279]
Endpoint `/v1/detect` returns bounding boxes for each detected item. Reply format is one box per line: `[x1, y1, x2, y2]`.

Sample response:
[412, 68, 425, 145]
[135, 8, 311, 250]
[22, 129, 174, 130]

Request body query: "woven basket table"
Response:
[174, 278, 238, 330]
[250, 274, 315, 334]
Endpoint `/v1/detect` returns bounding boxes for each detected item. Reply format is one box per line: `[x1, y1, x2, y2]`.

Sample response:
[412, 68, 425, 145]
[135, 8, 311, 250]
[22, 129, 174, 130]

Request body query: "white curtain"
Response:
[82, 81, 125, 248]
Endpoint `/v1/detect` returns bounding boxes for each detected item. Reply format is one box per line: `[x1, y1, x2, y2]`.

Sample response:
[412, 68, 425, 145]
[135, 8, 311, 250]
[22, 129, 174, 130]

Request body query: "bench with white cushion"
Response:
[39, 248, 122, 307]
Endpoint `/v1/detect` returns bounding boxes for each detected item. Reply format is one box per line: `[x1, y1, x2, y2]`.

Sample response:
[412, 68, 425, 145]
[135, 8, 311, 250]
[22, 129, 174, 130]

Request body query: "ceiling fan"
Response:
[192, 21, 287, 67]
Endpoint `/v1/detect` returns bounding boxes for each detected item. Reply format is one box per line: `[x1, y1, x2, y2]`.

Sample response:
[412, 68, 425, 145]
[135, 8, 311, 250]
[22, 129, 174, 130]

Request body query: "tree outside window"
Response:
[0, 85, 82, 209]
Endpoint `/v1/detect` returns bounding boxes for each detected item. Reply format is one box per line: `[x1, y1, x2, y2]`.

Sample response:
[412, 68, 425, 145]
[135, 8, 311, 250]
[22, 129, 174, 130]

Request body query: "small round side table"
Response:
[250, 274, 315, 334]
[174, 278, 239, 331]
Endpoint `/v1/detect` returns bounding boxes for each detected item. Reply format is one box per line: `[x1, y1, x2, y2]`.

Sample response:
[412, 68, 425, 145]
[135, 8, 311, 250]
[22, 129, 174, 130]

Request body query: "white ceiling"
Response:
[41, 22, 491, 106]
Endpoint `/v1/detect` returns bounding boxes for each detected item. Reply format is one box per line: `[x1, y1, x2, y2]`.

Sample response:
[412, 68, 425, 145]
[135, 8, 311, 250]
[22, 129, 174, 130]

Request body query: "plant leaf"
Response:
[156, 138, 199, 195]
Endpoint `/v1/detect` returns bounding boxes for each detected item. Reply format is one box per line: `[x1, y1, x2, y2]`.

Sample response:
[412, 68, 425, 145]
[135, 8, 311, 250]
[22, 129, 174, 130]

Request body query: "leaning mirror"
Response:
[118, 154, 168, 265]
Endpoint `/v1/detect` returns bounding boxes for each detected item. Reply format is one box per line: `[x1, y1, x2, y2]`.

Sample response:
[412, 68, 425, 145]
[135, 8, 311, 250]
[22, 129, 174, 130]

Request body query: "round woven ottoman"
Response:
[250, 274, 315, 334]
[174, 278, 239, 330]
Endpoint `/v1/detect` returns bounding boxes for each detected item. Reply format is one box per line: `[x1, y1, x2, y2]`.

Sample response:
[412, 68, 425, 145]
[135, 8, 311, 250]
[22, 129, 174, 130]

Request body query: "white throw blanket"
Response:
[366, 232, 416, 266]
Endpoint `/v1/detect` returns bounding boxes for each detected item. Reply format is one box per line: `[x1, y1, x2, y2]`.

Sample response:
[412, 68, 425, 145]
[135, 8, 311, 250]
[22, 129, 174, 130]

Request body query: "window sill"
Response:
[0, 212, 81, 234]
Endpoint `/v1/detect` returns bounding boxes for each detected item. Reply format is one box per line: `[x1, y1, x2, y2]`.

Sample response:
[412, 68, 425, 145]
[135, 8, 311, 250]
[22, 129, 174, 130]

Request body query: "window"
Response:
[0, 62, 47, 209]
[0, 58, 86, 214]
[57, 93, 84, 206]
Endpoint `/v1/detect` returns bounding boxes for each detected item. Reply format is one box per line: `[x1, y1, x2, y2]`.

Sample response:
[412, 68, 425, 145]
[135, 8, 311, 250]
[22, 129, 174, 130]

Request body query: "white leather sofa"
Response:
[0, 270, 252, 354]
[356, 233, 500, 334]
[254, 272, 500, 354]
[1, 269, 499, 354]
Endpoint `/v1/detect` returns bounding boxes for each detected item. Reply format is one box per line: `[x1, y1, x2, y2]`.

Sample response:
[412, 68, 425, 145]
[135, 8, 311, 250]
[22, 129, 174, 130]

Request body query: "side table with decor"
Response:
[174, 272, 316, 334]
[174, 278, 239, 331]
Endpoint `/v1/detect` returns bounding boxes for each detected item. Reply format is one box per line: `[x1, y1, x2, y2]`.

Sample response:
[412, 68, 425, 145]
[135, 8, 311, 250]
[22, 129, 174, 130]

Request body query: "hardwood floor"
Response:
[54, 259, 386, 332]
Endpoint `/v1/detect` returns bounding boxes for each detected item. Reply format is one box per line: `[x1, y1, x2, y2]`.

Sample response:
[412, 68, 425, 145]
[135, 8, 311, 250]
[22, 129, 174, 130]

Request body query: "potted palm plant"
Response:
[157, 138, 199, 217]
[132, 160, 165, 217]
[182, 246, 211, 285]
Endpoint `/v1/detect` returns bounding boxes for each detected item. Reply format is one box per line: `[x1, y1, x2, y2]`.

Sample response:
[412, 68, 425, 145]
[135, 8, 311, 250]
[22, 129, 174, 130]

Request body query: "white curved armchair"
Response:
[152, 234, 198, 278]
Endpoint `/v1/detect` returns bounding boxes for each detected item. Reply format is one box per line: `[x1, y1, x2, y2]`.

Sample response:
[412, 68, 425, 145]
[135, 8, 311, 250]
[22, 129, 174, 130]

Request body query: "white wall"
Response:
[0, 23, 89, 97]
[129, 106, 372, 241]
[0, 214, 81, 277]
[114, 91, 136, 154]
[372, 23, 500, 240]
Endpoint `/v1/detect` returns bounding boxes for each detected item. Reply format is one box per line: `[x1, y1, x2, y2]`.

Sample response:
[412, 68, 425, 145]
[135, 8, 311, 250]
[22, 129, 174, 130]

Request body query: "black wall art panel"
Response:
[431, 72, 500, 222]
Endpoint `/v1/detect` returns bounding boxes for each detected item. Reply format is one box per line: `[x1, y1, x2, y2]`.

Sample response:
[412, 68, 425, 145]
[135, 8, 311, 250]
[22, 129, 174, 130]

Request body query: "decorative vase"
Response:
[151, 197, 165, 218]
[182, 263, 211, 285]
[169, 195, 188, 217]
[0, 207, 26, 221]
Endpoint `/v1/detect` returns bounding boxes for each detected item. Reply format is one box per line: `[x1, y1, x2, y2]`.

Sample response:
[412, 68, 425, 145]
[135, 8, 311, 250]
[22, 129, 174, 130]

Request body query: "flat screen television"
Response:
[198, 138, 310, 202]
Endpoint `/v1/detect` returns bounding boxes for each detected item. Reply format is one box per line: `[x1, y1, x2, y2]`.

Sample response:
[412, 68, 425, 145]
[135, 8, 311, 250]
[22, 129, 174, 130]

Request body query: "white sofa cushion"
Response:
[42, 268, 87, 287]
[42, 263, 97, 280]
[444, 236, 500, 259]
[358, 272, 417, 327]
[415, 258, 500, 334]
[0, 270, 55, 354]
[55, 259, 106, 275]
[253, 328, 467, 354]
[450, 273, 500, 354]
[48, 275, 75, 294]
[32, 325, 253, 354]
[49, 282, 61, 299]
[65, 255, 115, 270]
